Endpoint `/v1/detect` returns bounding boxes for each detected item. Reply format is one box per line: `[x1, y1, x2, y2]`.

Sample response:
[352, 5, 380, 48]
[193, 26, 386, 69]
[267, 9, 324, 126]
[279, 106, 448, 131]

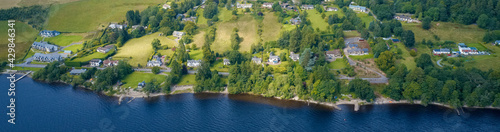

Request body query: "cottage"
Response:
[32, 53, 62, 62]
[289, 17, 301, 25]
[236, 3, 253, 8]
[103, 59, 119, 67]
[325, 7, 338, 11]
[187, 60, 202, 67]
[433, 48, 451, 56]
[268, 55, 280, 64]
[39, 30, 61, 37]
[69, 69, 87, 75]
[162, 4, 171, 9]
[138, 81, 146, 89]
[64, 50, 72, 55]
[223, 59, 230, 65]
[262, 2, 273, 8]
[301, 5, 314, 10]
[109, 23, 127, 29]
[326, 49, 342, 60]
[458, 43, 478, 55]
[173, 31, 186, 39]
[182, 17, 197, 23]
[97, 45, 115, 53]
[32, 41, 59, 52]
[346, 48, 367, 55]
[131, 25, 147, 30]
[251, 56, 262, 64]
[289, 52, 300, 61]
[394, 15, 420, 23]
[349, 5, 368, 13]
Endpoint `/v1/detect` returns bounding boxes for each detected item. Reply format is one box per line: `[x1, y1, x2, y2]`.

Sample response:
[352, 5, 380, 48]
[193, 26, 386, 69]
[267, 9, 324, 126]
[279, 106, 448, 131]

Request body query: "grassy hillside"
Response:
[0, 21, 38, 61]
[46, 0, 164, 32]
[403, 22, 486, 44]
[261, 12, 281, 42]
[113, 32, 177, 66]
[35, 34, 83, 46]
[212, 15, 258, 53]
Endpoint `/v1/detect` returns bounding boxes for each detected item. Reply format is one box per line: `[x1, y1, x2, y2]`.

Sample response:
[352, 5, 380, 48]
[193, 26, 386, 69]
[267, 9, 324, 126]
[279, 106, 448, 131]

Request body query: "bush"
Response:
[409, 49, 417, 57]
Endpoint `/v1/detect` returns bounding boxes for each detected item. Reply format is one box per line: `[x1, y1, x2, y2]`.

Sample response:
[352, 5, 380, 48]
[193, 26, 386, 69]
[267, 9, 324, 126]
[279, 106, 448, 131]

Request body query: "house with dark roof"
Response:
[433, 48, 451, 56]
[103, 59, 119, 67]
[32, 53, 62, 62]
[251, 56, 262, 64]
[69, 69, 87, 75]
[32, 41, 59, 52]
[39, 30, 61, 37]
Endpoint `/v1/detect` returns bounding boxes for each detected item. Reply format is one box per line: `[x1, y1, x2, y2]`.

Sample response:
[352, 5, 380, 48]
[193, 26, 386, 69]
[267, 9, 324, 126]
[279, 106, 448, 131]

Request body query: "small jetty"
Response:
[14, 71, 32, 82]
[354, 103, 360, 111]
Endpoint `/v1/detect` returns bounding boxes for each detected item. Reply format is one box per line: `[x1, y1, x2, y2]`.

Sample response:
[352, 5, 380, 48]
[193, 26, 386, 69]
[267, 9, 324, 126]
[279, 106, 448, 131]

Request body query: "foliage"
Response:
[0, 5, 49, 30]
[375, 51, 395, 71]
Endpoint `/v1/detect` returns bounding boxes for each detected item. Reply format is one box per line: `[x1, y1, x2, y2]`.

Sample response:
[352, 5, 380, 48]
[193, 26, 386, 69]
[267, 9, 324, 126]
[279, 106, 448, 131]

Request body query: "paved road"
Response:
[437, 59, 443, 67]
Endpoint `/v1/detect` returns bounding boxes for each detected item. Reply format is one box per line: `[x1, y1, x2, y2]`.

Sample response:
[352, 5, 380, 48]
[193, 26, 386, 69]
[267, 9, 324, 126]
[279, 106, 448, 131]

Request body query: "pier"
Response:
[14, 71, 32, 82]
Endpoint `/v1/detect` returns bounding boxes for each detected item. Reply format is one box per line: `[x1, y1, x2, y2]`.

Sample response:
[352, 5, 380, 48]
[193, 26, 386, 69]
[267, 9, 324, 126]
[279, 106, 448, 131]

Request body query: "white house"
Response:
[97, 45, 114, 53]
[289, 52, 300, 61]
[349, 5, 368, 13]
[223, 59, 230, 65]
[301, 5, 314, 10]
[432, 48, 451, 56]
[32, 41, 59, 52]
[89, 59, 102, 67]
[394, 15, 420, 23]
[268, 55, 280, 64]
[69, 69, 87, 75]
[325, 7, 338, 12]
[495, 40, 500, 45]
[251, 57, 262, 64]
[103, 60, 119, 67]
[109, 23, 127, 29]
[187, 60, 201, 67]
[173, 31, 186, 39]
[163, 4, 171, 9]
[237, 2, 253, 8]
[458, 43, 478, 55]
[39, 30, 61, 37]
[262, 3, 273, 8]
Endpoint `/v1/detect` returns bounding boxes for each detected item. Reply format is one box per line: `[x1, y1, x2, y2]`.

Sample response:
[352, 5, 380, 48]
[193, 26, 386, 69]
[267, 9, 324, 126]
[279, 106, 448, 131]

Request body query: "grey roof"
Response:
[290, 53, 299, 58]
[70, 69, 87, 74]
[349, 5, 367, 10]
[434, 48, 450, 52]
[348, 44, 358, 48]
[32, 53, 62, 62]
[362, 48, 369, 52]
[32, 41, 58, 51]
[187, 59, 201, 63]
[252, 57, 262, 61]
[223, 59, 230, 62]
[269, 55, 280, 59]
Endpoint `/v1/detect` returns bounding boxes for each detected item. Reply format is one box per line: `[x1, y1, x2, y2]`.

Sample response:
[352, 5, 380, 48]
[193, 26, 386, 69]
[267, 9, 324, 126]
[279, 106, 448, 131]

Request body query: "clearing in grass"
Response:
[261, 12, 281, 42]
[113, 32, 177, 66]
[328, 58, 348, 69]
[212, 15, 258, 53]
[306, 10, 329, 31]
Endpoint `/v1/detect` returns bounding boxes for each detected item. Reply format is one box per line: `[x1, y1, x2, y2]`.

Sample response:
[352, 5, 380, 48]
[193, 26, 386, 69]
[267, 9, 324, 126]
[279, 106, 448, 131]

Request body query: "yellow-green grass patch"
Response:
[121, 72, 167, 88]
[46, 0, 165, 32]
[196, 9, 208, 28]
[349, 54, 374, 60]
[188, 49, 203, 60]
[403, 22, 486, 44]
[0, 0, 21, 9]
[306, 10, 329, 31]
[344, 31, 360, 38]
[210, 59, 229, 72]
[0, 21, 38, 61]
[113, 32, 176, 66]
[36, 34, 83, 46]
[328, 58, 348, 69]
[261, 12, 281, 42]
[189, 31, 205, 48]
[72, 48, 115, 62]
[177, 74, 196, 85]
[394, 42, 416, 70]
[218, 8, 234, 22]
[466, 43, 488, 51]
[16, 0, 81, 7]
[63, 44, 83, 52]
[357, 13, 375, 28]
[12, 66, 42, 72]
[213, 15, 258, 53]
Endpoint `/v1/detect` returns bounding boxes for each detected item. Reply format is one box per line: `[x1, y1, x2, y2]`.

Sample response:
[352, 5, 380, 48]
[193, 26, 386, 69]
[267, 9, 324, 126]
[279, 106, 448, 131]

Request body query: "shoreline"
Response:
[3, 72, 500, 111]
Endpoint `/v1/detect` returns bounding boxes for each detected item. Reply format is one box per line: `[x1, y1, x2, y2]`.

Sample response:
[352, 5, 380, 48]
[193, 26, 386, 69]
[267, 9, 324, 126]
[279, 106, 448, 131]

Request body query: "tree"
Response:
[375, 51, 395, 71]
[415, 53, 433, 69]
[402, 30, 415, 47]
[230, 28, 240, 50]
[152, 66, 160, 74]
[422, 16, 431, 30]
[373, 42, 388, 58]
[348, 78, 375, 101]
[477, 14, 490, 29]
[299, 48, 315, 71]
[204, 2, 218, 19]
[151, 38, 161, 51]
[402, 82, 422, 101]
[184, 21, 197, 35]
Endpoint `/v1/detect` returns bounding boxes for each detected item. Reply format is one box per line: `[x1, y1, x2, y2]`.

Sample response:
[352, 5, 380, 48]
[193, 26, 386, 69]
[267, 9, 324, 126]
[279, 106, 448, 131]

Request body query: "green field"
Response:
[12, 66, 43, 72]
[113, 32, 177, 66]
[403, 22, 486, 44]
[63, 44, 83, 52]
[466, 43, 488, 51]
[213, 15, 257, 53]
[189, 31, 205, 48]
[196, 9, 208, 28]
[464, 44, 500, 70]
[306, 10, 329, 31]
[218, 8, 234, 22]
[328, 58, 348, 69]
[121, 72, 167, 88]
[177, 74, 196, 85]
[349, 54, 374, 60]
[46, 0, 165, 32]
[357, 13, 375, 28]
[0, 21, 38, 61]
[210, 59, 229, 72]
[72, 48, 115, 62]
[344, 31, 361, 38]
[261, 12, 281, 42]
[36, 34, 82, 46]
[394, 43, 417, 70]
[188, 49, 203, 60]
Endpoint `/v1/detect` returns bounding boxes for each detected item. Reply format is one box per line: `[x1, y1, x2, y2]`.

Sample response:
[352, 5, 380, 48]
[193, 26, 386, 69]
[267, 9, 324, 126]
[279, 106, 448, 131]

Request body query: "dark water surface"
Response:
[1, 74, 499, 131]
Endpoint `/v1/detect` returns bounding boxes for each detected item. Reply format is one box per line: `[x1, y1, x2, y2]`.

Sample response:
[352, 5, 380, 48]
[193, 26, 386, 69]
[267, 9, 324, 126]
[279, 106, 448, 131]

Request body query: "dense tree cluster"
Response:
[32, 62, 68, 82]
[194, 61, 225, 92]
[0, 5, 49, 30]
[93, 61, 133, 91]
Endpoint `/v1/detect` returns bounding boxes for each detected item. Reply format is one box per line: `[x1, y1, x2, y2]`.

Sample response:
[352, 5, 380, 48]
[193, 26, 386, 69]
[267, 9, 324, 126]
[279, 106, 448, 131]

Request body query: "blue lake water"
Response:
[1, 74, 500, 131]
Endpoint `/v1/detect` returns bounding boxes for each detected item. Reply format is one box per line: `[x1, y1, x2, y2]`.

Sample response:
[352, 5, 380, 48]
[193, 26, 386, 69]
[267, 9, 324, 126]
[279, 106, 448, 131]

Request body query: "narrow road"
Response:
[437, 59, 443, 67]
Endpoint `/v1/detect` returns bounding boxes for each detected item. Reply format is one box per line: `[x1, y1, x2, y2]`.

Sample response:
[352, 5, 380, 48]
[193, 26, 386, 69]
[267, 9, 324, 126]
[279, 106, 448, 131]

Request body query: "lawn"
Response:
[210, 59, 229, 72]
[306, 10, 329, 31]
[188, 49, 203, 60]
[464, 44, 500, 70]
[12, 67, 43, 72]
[394, 42, 417, 70]
[0, 21, 38, 61]
[35, 34, 83, 46]
[63, 44, 83, 52]
[344, 31, 361, 38]
[72, 48, 115, 62]
[218, 8, 234, 22]
[121, 72, 167, 88]
[113, 32, 177, 66]
[328, 58, 348, 69]
[357, 13, 375, 28]
[349, 54, 374, 60]
[403, 22, 486, 44]
[196, 9, 208, 28]
[466, 43, 488, 51]
[213, 15, 258, 53]
[189, 31, 205, 48]
[46, 0, 165, 32]
[177, 74, 196, 85]
[261, 12, 282, 42]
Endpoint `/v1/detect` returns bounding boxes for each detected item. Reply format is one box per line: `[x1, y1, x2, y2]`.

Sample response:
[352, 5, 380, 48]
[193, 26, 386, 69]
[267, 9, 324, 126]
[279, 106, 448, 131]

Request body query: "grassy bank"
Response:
[113, 32, 177, 66]
[403, 22, 485, 44]
[213, 15, 258, 53]
[0, 21, 38, 61]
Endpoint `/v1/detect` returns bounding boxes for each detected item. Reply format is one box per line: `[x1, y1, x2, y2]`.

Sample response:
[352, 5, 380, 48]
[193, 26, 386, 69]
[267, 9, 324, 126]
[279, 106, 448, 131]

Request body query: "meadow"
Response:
[36, 34, 83, 46]
[403, 22, 486, 44]
[328, 58, 348, 69]
[261, 12, 281, 42]
[63, 44, 83, 52]
[113, 32, 177, 66]
[212, 15, 257, 53]
[177, 74, 196, 85]
[121, 72, 167, 88]
[0, 21, 38, 61]
[71, 48, 114, 62]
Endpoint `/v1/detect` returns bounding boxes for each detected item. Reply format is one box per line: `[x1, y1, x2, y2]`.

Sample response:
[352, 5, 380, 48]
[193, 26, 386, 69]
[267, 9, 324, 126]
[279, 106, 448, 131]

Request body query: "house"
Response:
[289, 52, 300, 61]
[182, 17, 197, 23]
[173, 31, 186, 39]
[280, 3, 289, 8]
[268, 55, 280, 64]
[32, 53, 62, 62]
[97, 45, 115, 53]
[289, 17, 301, 25]
[433, 48, 451, 56]
[131, 25, 147, 30]
[262, 2, 273, 8]
[495, 40, 500, 45]
[458, 43, 478, 55]
[162, 4, 171, 9]
[69, 69, 87, 75]
[325, 7, 338, 11]
[147, 60, 162, 67]
[394, 15, 420, 23]
[138, 81, 146, 89]
[223, 59, 230, 65]
[286, 6, 295, 10]
[109, 23, 127, 29]
[187, 60, 202, 67]
[326, 49, 342, 60]
[89, 59, 102, 67]
[64, 50, 72, 55]
[32, 41, 59, 52]
[236, 2, 253, 8]
[349, 5, 368, 13]
[103, 59, 119, 67]
[39, 30, 61, 37]
[251, 56, 262, 64]
[347, 44, 358, 49]
[346, 48, 369, 55]
[301, 5, 314, 10]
